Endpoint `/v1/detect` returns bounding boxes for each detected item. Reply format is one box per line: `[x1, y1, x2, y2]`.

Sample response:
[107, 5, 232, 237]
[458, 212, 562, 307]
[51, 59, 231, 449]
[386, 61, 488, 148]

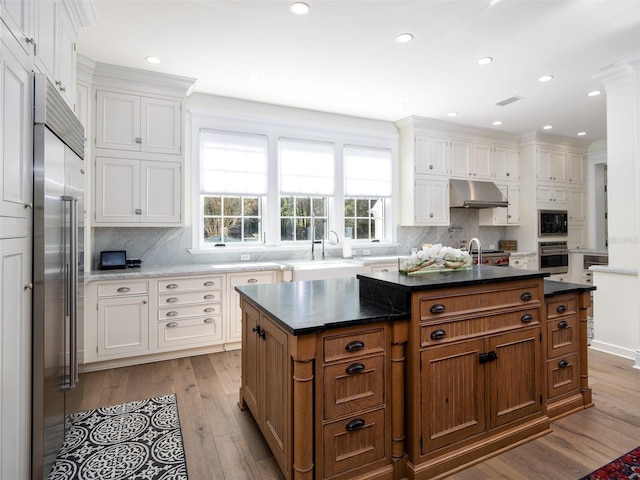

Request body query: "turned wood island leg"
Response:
[290, 335, 316, 480]
[578, 291, 593, 407]
[391, 320, 409, 479]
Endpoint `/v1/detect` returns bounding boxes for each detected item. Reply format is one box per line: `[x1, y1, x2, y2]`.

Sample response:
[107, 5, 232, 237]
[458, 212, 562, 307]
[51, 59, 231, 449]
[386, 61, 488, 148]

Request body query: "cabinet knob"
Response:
[135, 209, 142, 215]
[558, 359, 569, 368]
[429, 213, 434, 218]
[117, 287, 131, 293]
[203, 318, 215, 324]
[166, 322, 179, 328]
[429, 165, 434, 170]
[135, 137, 142, 144]
[558, 320, 569, 329]
[25, 37, 35, 44]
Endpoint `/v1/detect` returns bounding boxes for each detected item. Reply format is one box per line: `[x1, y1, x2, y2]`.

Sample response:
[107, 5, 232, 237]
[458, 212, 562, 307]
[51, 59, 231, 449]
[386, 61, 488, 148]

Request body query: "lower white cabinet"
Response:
[85, 269, 281, 366]
[363, 261, 399, 273]
[509, 253, 537, 270]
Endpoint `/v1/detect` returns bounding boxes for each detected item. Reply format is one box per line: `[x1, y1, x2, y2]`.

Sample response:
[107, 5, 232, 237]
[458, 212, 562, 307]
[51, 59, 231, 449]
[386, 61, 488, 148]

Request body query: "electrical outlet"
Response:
[363, 249, 371, 256]
[489, 244, 496, 250]
[240, 254, 250, 261]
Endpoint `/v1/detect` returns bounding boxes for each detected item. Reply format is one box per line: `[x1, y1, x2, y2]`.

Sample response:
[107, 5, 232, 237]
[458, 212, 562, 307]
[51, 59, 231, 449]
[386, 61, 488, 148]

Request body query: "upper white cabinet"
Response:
[567, 152, 586, 184]
[479, 183, 520, 226]
[33, 0, 79, 108]
[414, 134, 449, 176]
[413, 177, 450, 226]
[95, 90, 182, 155]
[1, 0, 34, 60]
[492, 145, 519, 181]
[450, 140, 492, 180]
[536, 147, 567, 183]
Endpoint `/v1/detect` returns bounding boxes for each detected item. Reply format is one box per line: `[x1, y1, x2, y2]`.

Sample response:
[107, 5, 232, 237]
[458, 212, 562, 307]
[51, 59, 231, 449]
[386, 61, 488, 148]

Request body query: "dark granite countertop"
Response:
[236, 267, 597, 336]
[235, 278, 410, 336]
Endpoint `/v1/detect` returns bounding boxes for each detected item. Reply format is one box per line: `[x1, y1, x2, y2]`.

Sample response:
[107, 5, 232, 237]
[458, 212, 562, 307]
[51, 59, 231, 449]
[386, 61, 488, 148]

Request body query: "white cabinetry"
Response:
[95, 157, 181, 224]
[568, 152, 586, 184]
[536, 184, 567, 206]
[450, 140, 492, 179]
[568, 224, 587, 250]
[414, 134, 449, 176]
[413, 177, 450, 226]
[536, 148, 567, 183]
[509, 252, 537, 270]
[492, 145, 519, 182]
[34, 0, 76, 107]
[95, 90, 182, 154]
[0, 236, 32, 480]
[479, 183, 520, 226]
[91, 64, 195, 227]
[1, 0, 34, 60]
[568, 188, 586, 223]
[227, 271, 278, 346]
[363, 260, 399, 273]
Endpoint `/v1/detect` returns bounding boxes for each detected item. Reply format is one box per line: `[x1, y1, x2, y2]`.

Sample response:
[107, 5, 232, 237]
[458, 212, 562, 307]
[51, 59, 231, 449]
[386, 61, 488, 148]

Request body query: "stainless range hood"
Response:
[449, 179, 508, 208]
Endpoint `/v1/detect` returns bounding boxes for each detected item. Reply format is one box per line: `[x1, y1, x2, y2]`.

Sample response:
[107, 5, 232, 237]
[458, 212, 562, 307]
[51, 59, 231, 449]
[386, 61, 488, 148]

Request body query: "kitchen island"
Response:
[235, 266, 595, 480]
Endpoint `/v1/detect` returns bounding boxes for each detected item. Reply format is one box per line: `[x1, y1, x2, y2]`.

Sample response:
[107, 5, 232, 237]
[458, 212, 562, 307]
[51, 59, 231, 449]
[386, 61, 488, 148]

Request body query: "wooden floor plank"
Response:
[72, 348, 640, 480]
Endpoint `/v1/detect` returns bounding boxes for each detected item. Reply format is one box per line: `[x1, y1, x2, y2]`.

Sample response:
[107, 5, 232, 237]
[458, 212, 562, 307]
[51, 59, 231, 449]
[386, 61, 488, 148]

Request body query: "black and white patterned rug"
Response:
[48, 394, 188, 480]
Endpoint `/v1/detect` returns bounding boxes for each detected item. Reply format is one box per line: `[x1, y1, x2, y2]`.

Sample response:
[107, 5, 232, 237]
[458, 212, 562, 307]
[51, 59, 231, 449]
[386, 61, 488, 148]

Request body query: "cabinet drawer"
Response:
[546, 295, 577, 320]
[158, 276, 223, 292]
[322, 408, 386, 478]
[547, 315, 578, 358]
[323, 355, 384, 420]
[97, 281, 148, 297]
[158, 303, 222, 320]
[547, 353, 579, 398]
[158, 290, 222, 306]
[421, 309, 540, 346]
[228, 271, 277, 287]
[323, 328, 385, 363]
[419, 283, 541, 322]
[158, 316, 223, 348]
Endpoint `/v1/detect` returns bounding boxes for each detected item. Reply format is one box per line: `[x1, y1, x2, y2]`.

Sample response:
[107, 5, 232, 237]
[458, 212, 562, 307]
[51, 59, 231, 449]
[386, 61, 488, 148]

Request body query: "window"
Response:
[198, 129, 268, 246]
[279, 138, 334, 242]
[343, 146, 392, 241]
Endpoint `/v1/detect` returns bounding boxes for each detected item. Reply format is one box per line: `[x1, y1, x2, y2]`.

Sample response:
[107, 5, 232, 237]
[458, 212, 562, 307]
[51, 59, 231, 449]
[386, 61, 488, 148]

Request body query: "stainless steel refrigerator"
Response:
[32, 73, 85, 480]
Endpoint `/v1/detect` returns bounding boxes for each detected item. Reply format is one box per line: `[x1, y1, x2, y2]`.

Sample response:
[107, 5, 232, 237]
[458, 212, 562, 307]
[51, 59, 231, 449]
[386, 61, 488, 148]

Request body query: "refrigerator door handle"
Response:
[61, 195, 79, 390]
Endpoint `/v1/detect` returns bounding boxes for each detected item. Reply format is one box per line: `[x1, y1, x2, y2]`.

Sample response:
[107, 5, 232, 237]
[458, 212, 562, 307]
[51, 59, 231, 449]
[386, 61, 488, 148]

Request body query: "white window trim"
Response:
[189, 110, 398, 254]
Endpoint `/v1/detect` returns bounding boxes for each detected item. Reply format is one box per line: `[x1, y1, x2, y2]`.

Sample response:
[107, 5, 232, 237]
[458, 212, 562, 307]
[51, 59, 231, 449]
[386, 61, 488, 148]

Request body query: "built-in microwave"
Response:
[539, 210, 568, 236]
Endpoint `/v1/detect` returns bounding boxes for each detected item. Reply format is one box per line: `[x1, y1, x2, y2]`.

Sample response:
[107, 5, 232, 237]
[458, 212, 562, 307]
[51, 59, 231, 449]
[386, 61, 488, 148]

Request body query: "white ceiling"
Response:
[77, 0, 640, 141]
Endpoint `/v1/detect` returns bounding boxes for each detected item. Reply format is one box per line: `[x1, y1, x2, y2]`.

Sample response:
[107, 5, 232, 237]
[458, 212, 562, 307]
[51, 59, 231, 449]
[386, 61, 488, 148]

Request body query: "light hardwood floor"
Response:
[70, 349, 640, 480]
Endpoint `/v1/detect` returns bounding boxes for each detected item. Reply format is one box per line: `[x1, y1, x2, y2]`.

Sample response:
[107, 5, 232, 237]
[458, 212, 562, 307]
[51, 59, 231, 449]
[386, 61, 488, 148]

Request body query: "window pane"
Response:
[281, 218, 295, 241]
[344, 199, 355, 217]
[243, 218, 260, 241]
[224, 197, 241, 216]
[312, 197, 326, 217]
[280, 196, 294, 217]
[345, 218, 355, 231]
[356, 199, 369, 217]
[296, 198, 310, 217]
[296, 218, 311, 241]
[356, 219, 369, 239]
[203, 218, 221, 243]
[280, 138, 335, 195]
[203, 196, 221, 216]
[244, 197, 259, 216]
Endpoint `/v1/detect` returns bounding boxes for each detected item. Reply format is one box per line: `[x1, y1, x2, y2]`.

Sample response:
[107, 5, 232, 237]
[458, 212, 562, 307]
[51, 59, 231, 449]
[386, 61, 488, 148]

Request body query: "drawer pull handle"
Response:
[520, 314, 534, 323]
[166, 297, 179, 303]
[166, 322, 179, 328]
[558, 359, 569, 368]
[204, 294, 215, 300]
[117, 287, 131, 293]
[166, 311, 179, 317]
[345, 363, 365, 375]
[204, 318, 215, 324]
[204, 307, 215, 313]
[556, 305, 567, 314]
[345, 419, 365, 432]
[381, 268, 389, 272]
[520, 292, 533, 301]
[166, 284, 179, 289]
[345, 340, 365, 352]
[558, 320, 569, 329]
[247, 278, 258, 284]
[429, 304, 445, 314]
[204, 281, 215, 287]
[430, 329, 446, 340]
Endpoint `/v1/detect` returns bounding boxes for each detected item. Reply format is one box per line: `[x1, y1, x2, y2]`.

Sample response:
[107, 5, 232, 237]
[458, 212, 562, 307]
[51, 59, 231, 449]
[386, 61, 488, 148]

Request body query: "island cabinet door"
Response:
[487, 328, 542, 429]
[241, 301, 261, 415]
[420, 338, 486, 454]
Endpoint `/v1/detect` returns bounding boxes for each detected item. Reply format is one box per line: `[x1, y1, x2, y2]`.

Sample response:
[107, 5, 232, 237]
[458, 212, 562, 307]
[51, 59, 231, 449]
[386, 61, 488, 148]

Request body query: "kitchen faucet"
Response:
[328, 230, 340, 244]
[469, 237, 482, 266]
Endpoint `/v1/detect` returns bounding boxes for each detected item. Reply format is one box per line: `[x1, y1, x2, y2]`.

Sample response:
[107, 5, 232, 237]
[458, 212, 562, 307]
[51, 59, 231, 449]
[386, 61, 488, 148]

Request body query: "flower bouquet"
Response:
[399, 243, 472, 275]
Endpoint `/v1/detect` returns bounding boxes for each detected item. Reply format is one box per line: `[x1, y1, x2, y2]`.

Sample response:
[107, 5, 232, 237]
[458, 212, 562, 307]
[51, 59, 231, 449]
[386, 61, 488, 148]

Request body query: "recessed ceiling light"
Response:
[447, 112, 458, 117]
[493, 120, 502, 126]
[577, 132, 587, 136]
[145, 56, 160, 64]
[289, 2, 310, 15]
[539, 74, 554, 82]
[395, 33, 414, 44]
[588, 90, 601, 97]
[543, 125, 553, 130]
[477, 57, 493, 65]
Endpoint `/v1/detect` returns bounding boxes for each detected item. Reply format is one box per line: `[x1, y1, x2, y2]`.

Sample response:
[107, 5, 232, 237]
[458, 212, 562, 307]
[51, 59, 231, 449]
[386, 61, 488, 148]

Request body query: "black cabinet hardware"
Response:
[258, 329, 265, 340]
[252, 326, 261, 333]
[480, 351, 499, 364]
[520, 292, 533, 301]
[345, 340, 365, 352]
[345, 419, 365, 431]
[430, 329, 446, 340]
[521, 314, 533, 323]
[558, 359, 569, 368]
[345, 363, 365, 375]
[429, 304, 446, 314]
[252, 325, 266, 339]
[558, 320, 569, 329]
[556, 305, 567, 313]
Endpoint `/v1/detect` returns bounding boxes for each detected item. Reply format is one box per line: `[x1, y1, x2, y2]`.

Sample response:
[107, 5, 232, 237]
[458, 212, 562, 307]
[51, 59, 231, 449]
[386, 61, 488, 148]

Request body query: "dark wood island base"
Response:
[236, 267, 595, 480]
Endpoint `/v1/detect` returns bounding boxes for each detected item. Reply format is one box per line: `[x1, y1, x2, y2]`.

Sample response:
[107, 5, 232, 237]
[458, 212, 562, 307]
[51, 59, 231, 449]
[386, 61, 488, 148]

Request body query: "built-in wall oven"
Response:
[539, 241, 569, 274]
[539, 210, 568, 236]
